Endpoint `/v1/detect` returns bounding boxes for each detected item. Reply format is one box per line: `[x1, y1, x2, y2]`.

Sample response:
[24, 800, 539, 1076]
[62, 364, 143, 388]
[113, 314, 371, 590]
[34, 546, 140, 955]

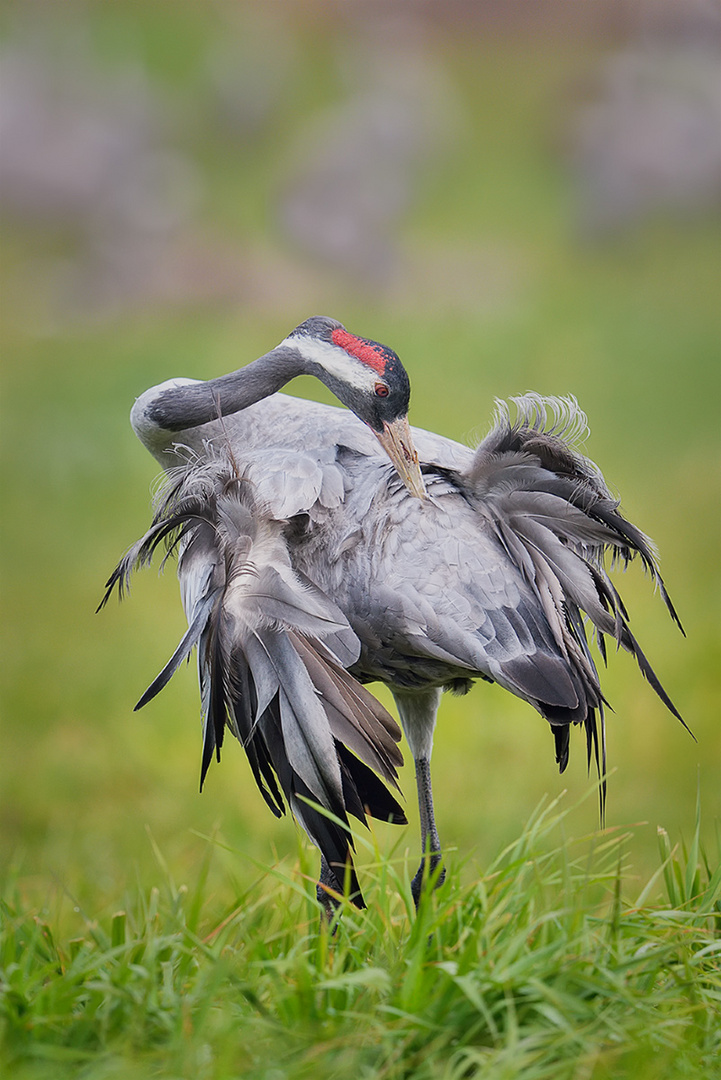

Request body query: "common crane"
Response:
[101, 316, 685, 911]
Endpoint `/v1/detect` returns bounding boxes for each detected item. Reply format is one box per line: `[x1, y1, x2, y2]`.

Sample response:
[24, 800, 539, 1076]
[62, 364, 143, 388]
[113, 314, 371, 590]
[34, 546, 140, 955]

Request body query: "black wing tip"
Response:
[624, 626, 693, 737]
[134, 686, 159, 712]
[134, 681, 160, 711]
[553, 726, 570, 774]
[663, 590, 686, 637]
[96, 569, 124, 613]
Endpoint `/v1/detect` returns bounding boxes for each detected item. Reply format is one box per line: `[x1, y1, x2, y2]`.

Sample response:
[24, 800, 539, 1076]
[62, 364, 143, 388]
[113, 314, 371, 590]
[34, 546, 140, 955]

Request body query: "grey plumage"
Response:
[103, 317, 685, 909]
[100, 452, 406, 905]
[464, 395, 685, 788]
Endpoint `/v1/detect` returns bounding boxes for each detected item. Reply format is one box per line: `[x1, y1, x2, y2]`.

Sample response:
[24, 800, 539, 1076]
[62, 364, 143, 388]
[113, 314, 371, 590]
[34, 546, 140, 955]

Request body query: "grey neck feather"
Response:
[147, 346, 306, 432]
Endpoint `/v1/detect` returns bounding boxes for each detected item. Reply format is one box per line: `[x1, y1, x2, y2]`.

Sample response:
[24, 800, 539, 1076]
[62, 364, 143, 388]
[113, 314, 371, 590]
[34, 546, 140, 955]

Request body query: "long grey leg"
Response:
[393, 689, 445, 907]
[412, 755, 446, 905]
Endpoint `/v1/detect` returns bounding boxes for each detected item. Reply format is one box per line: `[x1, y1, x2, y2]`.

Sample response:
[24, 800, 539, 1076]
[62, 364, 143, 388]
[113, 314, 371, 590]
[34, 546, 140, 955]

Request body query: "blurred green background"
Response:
[2, 0, 719, 917]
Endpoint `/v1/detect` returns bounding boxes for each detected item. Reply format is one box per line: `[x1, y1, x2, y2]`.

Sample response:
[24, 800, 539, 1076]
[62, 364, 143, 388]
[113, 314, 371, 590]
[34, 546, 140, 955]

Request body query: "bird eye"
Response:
[375, 383, 389, 398]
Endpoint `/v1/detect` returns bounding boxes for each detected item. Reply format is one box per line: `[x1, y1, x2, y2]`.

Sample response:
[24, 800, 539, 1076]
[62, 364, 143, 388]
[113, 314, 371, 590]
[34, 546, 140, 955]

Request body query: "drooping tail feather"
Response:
[100, 453, 406, 906]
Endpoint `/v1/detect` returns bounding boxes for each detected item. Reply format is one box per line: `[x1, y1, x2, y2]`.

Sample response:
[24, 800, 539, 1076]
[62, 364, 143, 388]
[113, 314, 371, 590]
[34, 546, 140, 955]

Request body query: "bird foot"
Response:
[411, 853, 446, 908]
[317, 858, 343, 926]
[316, 880, 341, 924]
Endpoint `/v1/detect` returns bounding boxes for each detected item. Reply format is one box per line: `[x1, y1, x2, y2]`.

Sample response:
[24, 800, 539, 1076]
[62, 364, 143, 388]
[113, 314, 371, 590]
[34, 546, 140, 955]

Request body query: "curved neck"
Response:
[147, 345, 305, 432]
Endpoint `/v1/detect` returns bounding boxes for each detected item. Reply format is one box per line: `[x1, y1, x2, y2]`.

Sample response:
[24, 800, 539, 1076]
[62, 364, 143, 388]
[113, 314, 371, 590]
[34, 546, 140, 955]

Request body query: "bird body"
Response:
[130, 393, 571, 703]
[104, 317, 684, 910]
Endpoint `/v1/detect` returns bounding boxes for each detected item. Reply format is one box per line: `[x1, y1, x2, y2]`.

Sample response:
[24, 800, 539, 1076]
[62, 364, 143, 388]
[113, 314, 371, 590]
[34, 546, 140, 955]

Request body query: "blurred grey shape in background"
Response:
[277, 10, 461, 285]
[1, 0, 720, 328]
[567, 1, 721, 235]
[0, 23, 202, 322]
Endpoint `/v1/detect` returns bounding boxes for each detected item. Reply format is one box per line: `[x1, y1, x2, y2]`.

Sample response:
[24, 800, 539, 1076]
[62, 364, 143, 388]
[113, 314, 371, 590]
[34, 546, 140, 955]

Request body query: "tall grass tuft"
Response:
[2, 797, 719, 1080]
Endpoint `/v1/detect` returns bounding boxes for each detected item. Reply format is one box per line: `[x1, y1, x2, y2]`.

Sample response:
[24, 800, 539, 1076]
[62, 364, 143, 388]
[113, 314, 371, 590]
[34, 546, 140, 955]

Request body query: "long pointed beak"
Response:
[374, 415, 427, 500]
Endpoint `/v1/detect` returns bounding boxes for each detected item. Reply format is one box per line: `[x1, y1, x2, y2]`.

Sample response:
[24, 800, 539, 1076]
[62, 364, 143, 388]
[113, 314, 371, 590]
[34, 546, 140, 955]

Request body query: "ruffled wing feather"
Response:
[100, 452, 406, 906]
[464, 394, 687, 812]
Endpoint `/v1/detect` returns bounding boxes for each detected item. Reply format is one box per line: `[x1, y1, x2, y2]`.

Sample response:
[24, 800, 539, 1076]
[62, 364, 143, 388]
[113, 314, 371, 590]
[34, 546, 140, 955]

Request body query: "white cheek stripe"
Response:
[279, 335, 379, 393]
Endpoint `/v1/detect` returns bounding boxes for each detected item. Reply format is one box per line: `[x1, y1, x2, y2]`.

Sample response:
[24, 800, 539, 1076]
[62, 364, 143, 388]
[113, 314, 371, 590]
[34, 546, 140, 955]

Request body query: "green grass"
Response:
[2, 797, 720, 1080]
[1, 7, 719, 1078]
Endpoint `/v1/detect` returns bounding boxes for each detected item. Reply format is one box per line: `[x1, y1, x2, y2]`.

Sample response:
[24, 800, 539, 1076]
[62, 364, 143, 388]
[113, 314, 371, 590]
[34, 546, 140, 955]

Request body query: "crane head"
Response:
[284, 316, 427, 499]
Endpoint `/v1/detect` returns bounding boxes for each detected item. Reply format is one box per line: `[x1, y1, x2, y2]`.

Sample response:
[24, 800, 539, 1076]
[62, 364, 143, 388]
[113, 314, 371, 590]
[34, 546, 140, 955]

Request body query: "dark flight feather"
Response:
[465, 394, 687, 811]
[101, 452, 406, 905]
